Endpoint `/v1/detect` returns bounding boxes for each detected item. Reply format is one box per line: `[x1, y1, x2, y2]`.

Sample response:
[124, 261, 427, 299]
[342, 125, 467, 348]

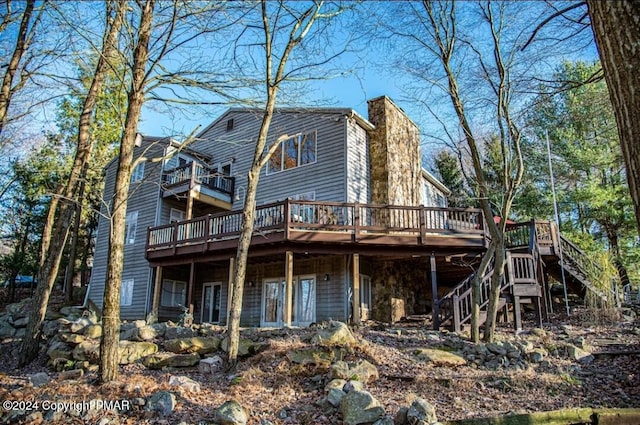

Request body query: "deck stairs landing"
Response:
[435, 220, 610, 332]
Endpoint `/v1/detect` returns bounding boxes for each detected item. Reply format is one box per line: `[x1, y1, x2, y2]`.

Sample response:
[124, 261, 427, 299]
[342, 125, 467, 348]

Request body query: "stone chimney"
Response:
[367, 96, 422, 206]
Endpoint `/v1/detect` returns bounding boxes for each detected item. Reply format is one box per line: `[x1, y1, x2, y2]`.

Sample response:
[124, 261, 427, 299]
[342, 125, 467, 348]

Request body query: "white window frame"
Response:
[169, 208, 186, 223]
[131, 162, 145, 182]
[121, 279, 134, 306]
[161, 279, 187, 308]
[125, 211, 138, 245]
[267, 132, 317, 175]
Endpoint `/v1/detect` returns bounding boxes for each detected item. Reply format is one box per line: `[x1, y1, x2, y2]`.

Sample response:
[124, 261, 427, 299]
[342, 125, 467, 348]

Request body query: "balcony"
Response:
[146, 200, 487, 262]
[161, 161, 235, 210]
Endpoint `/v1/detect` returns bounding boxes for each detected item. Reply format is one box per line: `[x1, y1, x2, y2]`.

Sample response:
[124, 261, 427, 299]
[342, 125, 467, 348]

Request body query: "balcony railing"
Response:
[162, 161, 235, 195]
[147, 200, 485, 253]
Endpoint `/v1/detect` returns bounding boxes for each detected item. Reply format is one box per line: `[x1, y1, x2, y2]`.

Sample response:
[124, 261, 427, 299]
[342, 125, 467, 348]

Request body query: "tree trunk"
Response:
[471, 242, 495, 343]
[483, 238, 506, 342]
[99, 0, 154, 383]
[18, 1, 125, 367]
[587, 1, 640, 235]
[0, 0, 35, 135]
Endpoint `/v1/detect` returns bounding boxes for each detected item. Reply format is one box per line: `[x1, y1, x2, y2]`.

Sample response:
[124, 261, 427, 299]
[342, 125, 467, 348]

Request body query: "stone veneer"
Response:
[367, 96, 422, 206]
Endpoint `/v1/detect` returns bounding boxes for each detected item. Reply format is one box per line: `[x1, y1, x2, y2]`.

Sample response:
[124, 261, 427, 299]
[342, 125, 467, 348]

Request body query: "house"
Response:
[89, 96, 598, 330]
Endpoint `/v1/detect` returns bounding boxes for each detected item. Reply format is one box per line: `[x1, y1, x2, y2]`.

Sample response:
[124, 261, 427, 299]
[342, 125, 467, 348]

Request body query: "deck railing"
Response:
[162, 161, 235, 195]
[147, 200, 485, 252]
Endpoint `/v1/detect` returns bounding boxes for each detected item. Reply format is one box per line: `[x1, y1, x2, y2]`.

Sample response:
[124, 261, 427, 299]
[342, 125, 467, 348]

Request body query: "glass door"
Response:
[262, 279, 284, 327]
[201, 282, 221, 323]
[295, 276, 316, 326]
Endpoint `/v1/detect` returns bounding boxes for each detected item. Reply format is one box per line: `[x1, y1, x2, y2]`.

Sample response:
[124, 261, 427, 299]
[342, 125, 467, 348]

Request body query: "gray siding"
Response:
[345, 118, 370, 203]
[194, 110, 357, 206]
[87, 138, 165, 320]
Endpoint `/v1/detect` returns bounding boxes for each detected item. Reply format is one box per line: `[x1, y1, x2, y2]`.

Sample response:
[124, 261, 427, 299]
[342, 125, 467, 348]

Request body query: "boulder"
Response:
[6, 299, 30, 317]
[287, 348, 334, 367]
[60, 333, 85, 345]
[409, 348, 466, 367]
[312, 321, 356, 347]
[47, 341, 74, 360]
[330, 360, 379, 384]
[566, 344, 594, 364]
[42, 320, 61, 337]
[406, 397, 437, 425]
[58, 369, 84, 381]
[119, 341, 158, 364]
[69, 317, 93, 334]
[199, 355, 224, 374]
[164, 326, 196, 340]
[142, 352, 200, 369]
[340, 390, 385, 425]
[325, 379, 348, 392]
[327, 388, 346, 407]
[137, 326, 158, 341]
[221, 338, 267, 357]
[0, 322, 16, 338]
[373, 417, 395, 425]
[169, 375, 201, 393]
[72, 340, 100, 362]
[528, 348, 548, 363]
[10, 316, 29, 328]
[29, 372, 51, 387]
[164, 337, 221, 354]
[146, 391, 176, 415]
[343, 380, 365, 393]
[83, 324, 102, 339]
[214, 400, 248, 425]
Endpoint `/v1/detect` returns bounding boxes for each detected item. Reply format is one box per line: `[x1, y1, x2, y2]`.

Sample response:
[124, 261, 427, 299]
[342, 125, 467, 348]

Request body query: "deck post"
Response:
[151, 266, 163, 320]
[284, 251, 294, 327]
[352, 253, 361, 325]
[514, 296, 522, 332]
[226, 257, 235, 327]
[187, 261, 195, 310]
[430, 253, 439, 330]
[452, 295, 461, 333]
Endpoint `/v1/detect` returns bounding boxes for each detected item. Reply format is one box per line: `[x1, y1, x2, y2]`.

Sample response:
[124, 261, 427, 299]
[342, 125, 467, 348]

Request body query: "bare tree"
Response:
[19, 0, 126, 366]
[226, 0, 352, 366]
[587, 1, 640, 236]
[0, 0, 47, 138]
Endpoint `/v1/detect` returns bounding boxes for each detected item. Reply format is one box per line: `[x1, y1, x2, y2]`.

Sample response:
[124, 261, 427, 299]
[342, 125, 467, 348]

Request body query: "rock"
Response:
[528, 348, 548, 363]
[340, 390, 385, 425]
[24, 411, 43, 424]
[42, 320, 61, 337]
[486, 342, 507, 356]
[47, 341, 73, 360]
[531, 328, 547, 338]
[410, 348, 466, 367]
[146, 391, 176, 415]
[327, 388, 346, 407]
[394, 406, 409, 425]
[133, 319, 147, 328]
[0, 321, 16, 338]
[287, 348, 334, 367]
[343, 380, 365, 393]
[60, 333, 85, 344]
[119, 341, 158, 364]
[84, 324, 102, 338]
[325, 379, 348, 392]
[58, 369, 84, 380]
[72, 340, 100, 362]
[70, 317, 92, 334]
[221, 338, 267, 357]
[566, 344, 594, 364]
[406, 397, 437, 425]
[373, 417, 395, 425]
[330, 360, 379, 384]
[143, 352, 200, 369]
[137, 325, 158, 341]
[169, 375, 201, 393]
[60, 306, 84, 318]
[312, 321, 357, 347]
[29, 372, 50, 387]
[164, 337, 221, 354]
[214, 400, 248, 425]
[164, 326, 196, 340]
[151, 322, 167, 338]
[10, 316, 29, 328]
[6, 299, 30, 317]
[199, 355, 224, 373]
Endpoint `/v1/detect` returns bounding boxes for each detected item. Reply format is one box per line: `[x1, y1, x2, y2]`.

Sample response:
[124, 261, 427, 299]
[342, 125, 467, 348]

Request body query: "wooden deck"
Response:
[146, 200, 487, 264]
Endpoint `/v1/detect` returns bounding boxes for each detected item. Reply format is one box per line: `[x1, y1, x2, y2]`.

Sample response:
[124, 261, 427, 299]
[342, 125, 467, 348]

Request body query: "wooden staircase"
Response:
[435, 220, 610, 332]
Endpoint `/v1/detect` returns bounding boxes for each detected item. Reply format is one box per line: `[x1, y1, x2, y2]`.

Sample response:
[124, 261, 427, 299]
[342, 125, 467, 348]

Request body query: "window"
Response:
[125, 211, 138, 245]
[121, 279, 134, 306]
[170, 208, 186, 223]
[360, 275, 372, 311]
[161, 279, 186, 307]
[267, 132, 317, 174]
[131, 162, 145, 182]
[226, 118, 234, 131]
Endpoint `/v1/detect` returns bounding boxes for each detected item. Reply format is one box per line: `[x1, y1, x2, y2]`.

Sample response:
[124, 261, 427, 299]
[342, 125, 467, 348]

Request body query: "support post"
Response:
[352, 253, 361, 325]
[226, 257, 235, 326]
[187, 262, 195, 309]
[151, 266, 163, 320]
[430, 253, 439, 330]
[514, 296, 522, 332]
[284, 251, 293, 327]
